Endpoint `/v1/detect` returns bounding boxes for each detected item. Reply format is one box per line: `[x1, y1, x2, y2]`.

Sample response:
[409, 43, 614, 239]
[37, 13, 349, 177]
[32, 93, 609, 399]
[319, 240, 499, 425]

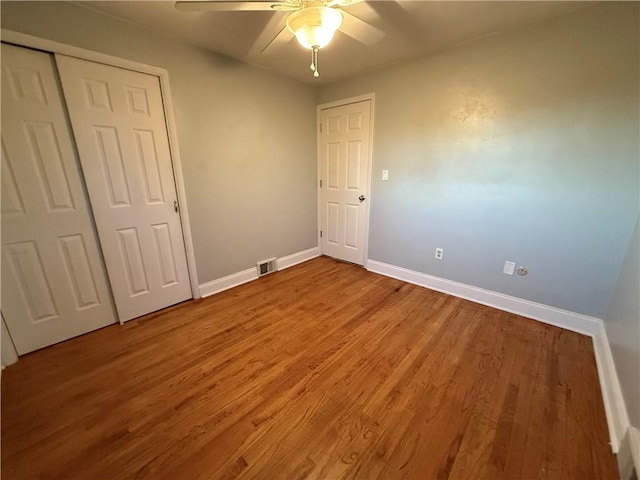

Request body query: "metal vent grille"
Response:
[257, 257, 277, 277]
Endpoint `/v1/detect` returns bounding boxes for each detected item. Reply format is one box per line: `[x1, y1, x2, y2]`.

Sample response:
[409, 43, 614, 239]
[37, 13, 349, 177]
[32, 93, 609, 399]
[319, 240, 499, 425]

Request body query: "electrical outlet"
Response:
[382, 169, 389, 181]
[435, 248, 444, 260]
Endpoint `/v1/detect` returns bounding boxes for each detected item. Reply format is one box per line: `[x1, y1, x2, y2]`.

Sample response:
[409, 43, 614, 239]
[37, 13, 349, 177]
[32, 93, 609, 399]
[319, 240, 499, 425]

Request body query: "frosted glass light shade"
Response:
[286, 6, 343, 49]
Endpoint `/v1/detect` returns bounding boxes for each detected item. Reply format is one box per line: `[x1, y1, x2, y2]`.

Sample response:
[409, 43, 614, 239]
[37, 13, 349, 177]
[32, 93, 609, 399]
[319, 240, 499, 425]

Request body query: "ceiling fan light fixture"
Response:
[286, 6, 343, 49]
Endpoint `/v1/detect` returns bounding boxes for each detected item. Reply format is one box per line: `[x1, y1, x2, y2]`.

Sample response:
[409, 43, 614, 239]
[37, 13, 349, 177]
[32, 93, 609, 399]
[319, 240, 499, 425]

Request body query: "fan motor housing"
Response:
[286, 6, 343, 49]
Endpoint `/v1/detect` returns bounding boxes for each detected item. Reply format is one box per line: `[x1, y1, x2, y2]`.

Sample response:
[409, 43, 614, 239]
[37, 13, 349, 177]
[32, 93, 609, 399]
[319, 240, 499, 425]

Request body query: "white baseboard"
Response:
[592, 324, 632, 453]
[199, 267, 257, 298]
[1, 317, 19, 366]
[630, 427, 640, 477]
[366, 259, 630, 453]
[277, 247, 320, 270]
[199, 247, 320, 298]
[366, 260, 601, 335]
[617, 426, 640, 479]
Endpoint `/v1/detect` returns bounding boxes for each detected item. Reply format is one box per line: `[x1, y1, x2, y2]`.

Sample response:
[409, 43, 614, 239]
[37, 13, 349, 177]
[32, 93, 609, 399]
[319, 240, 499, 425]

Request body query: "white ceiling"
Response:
[73, 1, 592, 85]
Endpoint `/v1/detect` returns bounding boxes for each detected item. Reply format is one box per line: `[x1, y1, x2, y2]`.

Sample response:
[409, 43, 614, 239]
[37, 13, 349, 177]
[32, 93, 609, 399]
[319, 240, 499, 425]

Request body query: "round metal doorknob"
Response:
[359, 195, 366, 202]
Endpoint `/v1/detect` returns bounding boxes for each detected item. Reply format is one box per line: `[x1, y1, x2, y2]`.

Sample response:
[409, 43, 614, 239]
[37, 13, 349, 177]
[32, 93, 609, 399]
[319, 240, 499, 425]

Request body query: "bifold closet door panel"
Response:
[1, 43, 117, 354]
[55, 54, 192, 322]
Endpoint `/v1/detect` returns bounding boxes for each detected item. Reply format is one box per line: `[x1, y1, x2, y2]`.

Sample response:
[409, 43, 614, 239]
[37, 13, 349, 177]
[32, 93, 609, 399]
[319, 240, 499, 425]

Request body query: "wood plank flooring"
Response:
[1, 256, 618, 479]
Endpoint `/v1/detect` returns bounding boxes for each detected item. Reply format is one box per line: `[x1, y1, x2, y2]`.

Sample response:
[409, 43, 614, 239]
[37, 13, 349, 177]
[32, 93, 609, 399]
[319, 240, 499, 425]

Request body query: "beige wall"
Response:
[1, 1, 318, 283]
[318, 2, 639, 319]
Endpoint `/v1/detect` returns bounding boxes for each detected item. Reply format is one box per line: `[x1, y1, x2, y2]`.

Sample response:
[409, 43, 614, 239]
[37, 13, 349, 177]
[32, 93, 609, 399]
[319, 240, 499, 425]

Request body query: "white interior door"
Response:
[1, 44, 117, 354]
[55, 55, 192, 322]
[319, 100, 373, 265]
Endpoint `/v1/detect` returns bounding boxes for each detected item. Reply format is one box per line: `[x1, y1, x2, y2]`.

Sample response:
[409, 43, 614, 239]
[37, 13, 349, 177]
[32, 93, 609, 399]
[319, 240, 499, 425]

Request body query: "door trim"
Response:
[316, 93, 375, 267]
[1, 29, 201, 301]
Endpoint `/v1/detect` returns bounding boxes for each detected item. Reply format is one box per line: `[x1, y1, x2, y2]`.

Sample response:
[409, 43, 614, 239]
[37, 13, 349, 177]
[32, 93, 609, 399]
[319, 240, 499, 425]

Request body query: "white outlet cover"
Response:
[503, 261, 516, 275]
[382, 169, 389, 181]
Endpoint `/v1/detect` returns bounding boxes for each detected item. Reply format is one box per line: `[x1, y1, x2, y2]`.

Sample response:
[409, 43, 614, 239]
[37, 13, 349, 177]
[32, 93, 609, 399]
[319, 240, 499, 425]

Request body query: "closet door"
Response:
[1, 44, 117, 354]
[56, 55, 192, 322]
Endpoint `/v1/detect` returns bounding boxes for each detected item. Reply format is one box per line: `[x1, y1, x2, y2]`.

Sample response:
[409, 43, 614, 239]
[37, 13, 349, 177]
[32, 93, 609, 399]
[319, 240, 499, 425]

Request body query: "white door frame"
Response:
[316, 93, 375, 267]
[1, 29, 201, 304]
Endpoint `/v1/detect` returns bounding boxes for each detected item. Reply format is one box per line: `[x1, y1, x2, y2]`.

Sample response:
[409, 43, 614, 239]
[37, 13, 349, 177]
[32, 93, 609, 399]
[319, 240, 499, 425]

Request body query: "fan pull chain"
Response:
[310, 46, 320, 78]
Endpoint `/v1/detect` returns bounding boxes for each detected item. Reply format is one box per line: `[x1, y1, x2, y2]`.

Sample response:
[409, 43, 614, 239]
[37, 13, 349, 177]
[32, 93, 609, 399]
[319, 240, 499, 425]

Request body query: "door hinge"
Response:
[320, 230, 323, 238]
[319, 179, 323, 188]
[319, 123, 323, 133]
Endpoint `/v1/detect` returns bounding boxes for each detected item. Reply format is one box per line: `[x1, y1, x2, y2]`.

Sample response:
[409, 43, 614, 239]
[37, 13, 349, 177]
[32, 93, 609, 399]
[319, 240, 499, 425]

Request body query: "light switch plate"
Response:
[382, 169, 389, 181]
[503, 261, 516, 275]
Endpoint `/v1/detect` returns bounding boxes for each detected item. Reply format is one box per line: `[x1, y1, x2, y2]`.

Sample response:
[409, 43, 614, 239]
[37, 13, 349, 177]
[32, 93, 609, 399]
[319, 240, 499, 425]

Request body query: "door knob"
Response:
[359, 195, 366, 202]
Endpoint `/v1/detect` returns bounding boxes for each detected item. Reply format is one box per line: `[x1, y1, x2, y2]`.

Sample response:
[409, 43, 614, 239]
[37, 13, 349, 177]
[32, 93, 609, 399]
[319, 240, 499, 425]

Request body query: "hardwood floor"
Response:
[1, 256, 617, 479]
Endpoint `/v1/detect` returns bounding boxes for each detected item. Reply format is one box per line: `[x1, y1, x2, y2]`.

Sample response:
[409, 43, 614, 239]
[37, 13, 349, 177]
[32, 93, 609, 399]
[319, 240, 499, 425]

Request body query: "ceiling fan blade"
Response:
[326, 0, 365, 8]
[270, 0, 302, 11]
[248, 12, 291, 56]
[258, 25, 293, 54]
[339, 10, 385, 46]
[175, 1, 278, 12]
[271, 4, 301, 11]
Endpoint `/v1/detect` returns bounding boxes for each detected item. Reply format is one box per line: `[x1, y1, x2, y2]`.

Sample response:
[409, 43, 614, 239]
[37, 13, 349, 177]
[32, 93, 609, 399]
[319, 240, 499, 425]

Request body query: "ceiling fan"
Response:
[175, 0, 386, 78]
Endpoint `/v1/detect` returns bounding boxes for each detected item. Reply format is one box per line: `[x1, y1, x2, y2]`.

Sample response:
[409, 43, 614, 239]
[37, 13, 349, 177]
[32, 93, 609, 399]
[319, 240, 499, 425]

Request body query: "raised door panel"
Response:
[327, 142, 340, 190]
[345, 204, 360, 249]
[134, 130, 165, 204]
[126, 86, 151, 116]
[5, 62, 49, 105]
[93, 126, 133, 207]
[346, 141, 362, 191]
[348, 112, 362, 131]
[83, 78, 114, 112]
[25, 120, 76, 211]
[117, 227, 150, 296]
[4, 241, 59, 322]
[1, 142, 26, 216]
[58, 235, 101, 309]
[327, 203, 340, 246]
[151, 223, 179, 287]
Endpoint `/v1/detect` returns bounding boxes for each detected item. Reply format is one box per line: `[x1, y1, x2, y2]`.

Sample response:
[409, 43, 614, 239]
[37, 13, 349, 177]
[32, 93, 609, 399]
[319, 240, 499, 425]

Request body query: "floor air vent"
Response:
[257, 257, 277, 277]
